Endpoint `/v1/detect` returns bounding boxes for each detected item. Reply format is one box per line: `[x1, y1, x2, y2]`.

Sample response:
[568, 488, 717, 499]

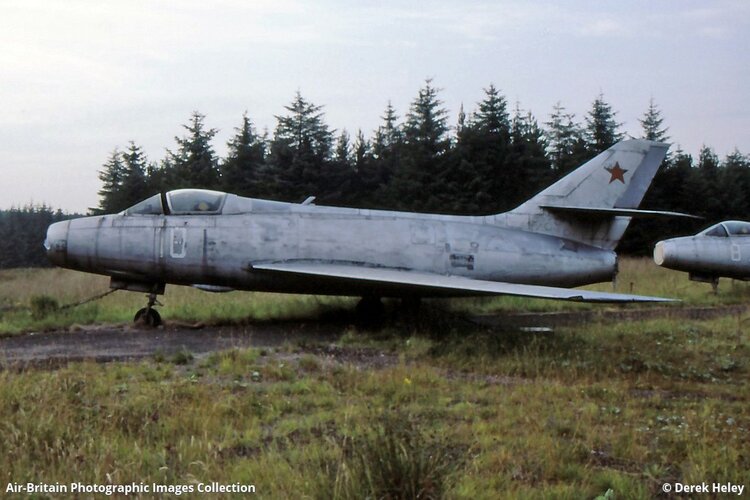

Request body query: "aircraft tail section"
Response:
[495, 139, 670, 250]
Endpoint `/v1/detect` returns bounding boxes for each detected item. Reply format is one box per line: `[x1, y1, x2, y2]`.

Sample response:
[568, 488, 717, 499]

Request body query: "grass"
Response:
[0, 267, 356, 335]
[0, 261, 748, 497]
[447, 257, 750, 314]
[0, 313, 747, 498]
[2, 258, 750, 335]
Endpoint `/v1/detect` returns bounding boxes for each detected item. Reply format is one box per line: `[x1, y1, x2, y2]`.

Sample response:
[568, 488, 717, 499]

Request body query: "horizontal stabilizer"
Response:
[252, 261, 676, 303]
[540, 205, 701, 219]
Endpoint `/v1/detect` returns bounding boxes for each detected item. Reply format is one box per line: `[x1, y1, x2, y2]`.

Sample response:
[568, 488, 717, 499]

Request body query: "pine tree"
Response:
[719, 149, 750, 218]
[389, 80, 450, 211]
[320, 130, 355, 205]
[368, 102, 402, 207]
[584, 93, 624, 153]
[545, 102, 588, 174]
[334, 130, 351, 164]
[220, 112, 266, 196]
[353, 129, 369, 171]
[97, 149, 126, 213]
[505, 105, 551, 207]
[639, 98, 670, 142]
[167, 111, 220, 190]
[471, 84, 510, 136]
[680, 146, 720, 220]
[268, 91, 334, 201]
[372, 101, 402, 159]
[120, 142, 150, 206]
[449, 84, 512, 213]
[403, 80, 450, 153]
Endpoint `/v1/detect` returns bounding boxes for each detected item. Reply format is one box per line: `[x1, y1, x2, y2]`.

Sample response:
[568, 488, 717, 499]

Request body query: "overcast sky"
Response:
[2, 0, 749, 212]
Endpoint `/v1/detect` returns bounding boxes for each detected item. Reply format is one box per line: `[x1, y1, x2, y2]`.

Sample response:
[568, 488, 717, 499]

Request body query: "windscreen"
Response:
[703, 224, 728, 237]
[123, 194, 164, 215]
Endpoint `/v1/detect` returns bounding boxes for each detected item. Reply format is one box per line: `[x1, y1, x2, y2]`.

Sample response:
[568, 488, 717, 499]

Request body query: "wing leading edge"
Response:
[252, 262, 675, 303]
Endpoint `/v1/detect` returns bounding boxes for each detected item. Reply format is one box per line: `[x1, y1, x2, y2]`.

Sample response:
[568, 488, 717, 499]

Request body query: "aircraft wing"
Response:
[251, 262, 675, 303]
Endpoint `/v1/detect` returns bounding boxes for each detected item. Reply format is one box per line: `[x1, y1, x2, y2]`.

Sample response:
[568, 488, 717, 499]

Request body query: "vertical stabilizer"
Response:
[494, 139, 669, 249]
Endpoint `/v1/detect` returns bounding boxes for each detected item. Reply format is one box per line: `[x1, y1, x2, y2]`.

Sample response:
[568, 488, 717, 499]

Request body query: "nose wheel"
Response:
[134, 292, 162, 327]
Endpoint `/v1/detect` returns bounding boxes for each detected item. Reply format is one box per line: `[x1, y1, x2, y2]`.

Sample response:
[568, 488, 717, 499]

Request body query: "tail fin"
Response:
[495, 139, 670, 250]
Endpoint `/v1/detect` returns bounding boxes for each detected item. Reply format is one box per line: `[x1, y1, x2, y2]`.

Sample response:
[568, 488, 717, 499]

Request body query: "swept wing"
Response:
[252, 262, 674, 303]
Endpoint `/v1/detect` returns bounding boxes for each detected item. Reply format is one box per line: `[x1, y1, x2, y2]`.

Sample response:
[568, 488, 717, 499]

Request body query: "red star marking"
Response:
[605, 162, 628, 184]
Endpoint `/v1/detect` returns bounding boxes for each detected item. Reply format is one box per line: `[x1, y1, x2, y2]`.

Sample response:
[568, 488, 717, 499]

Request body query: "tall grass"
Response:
[0, 312, 747, 497]
[0, 268, 354, 334]
[2, 257, 750, 334]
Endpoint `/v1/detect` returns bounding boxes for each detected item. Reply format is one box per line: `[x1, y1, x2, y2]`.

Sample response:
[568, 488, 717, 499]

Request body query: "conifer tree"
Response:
[584, 93, 623, 153]
[449, 84, 512, 213]
[639, 98, 670, 142]
[320, 130, 356, 205]
[167, 111, 220, 189]
[505, 105, 550, 207]
[372, 101, 402, 159]
[719, 149, 750, 218]
[471, 84, 510, 136]
[389, 80, 450, 211]
[545, 102, 588, 174]
[268, 91, 333, 201]
[334, 130, 351, 165]
[120, 142, 150, 206]
[369, 102, 402, 207]
[680, 146, 720, 219]
[220, 112, 266, 196]
[97, 149, 126, 213]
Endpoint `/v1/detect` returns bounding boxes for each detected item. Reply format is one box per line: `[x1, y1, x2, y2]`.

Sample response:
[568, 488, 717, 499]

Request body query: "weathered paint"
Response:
[654, 221, 750, 281]
[45, 139, 672, 301]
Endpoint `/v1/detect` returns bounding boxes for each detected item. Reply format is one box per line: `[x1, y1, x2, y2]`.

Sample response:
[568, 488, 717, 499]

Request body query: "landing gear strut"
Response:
[355, 296, 385, 327]
[134, 291, 162, 327]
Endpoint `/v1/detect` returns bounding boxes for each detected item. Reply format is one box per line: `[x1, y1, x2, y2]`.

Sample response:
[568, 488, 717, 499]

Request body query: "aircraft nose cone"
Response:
[45, 220, 70, 266]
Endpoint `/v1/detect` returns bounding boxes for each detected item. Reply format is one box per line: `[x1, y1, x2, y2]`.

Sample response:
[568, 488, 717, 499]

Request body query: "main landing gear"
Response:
[355, 296, 385, 327]
[134, 291, 162, 327]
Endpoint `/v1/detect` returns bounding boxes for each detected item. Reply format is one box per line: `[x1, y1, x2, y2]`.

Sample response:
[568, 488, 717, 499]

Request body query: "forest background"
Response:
[3, 81, 747, 268]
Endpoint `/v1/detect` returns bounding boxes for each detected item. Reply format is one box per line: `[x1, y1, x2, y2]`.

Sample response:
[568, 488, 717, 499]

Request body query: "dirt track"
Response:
[1, 305, 747, 367]
[0, 321, 345, 368]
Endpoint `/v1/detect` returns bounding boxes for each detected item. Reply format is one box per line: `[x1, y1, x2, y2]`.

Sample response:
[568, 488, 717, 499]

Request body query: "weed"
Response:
[29, 295, 58, 319]
[299, 354, 322, 372]
[322, 410, 463, 500]
[170, 349, 194, 365]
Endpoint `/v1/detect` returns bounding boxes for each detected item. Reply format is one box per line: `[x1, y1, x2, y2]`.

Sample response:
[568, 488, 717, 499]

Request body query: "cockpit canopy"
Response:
[699, 221, 750, 238]
[123, 189, 227, 216]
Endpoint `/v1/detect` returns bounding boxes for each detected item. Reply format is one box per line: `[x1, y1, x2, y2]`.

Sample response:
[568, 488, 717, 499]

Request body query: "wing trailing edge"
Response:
[252, 261, 676, 303]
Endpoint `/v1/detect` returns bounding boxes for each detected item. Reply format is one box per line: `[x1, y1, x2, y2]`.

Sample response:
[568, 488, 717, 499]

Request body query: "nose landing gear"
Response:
[134, 292, 162, 327]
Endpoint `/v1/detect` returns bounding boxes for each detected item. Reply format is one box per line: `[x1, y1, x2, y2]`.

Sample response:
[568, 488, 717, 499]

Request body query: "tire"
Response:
[134, 308, 162, 327]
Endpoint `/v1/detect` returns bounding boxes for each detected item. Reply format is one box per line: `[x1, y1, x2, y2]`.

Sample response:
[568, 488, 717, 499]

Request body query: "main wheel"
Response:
[134, 308, 162, 327]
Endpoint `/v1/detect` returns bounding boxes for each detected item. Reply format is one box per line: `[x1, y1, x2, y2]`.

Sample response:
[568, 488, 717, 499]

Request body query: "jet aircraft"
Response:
[46, 139, 683, 326]
[654, 220, 750, 291]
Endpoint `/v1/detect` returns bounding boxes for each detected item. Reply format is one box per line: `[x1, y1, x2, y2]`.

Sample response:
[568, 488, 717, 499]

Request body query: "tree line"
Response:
[98, 81, 619, 216]
[0, 206, 72, 269]
[4, 80, 749, 269]
[98, 80, 749, 254]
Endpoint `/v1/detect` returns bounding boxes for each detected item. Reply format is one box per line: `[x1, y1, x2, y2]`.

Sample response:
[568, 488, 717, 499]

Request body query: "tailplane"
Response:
[493, 139, 671, 250]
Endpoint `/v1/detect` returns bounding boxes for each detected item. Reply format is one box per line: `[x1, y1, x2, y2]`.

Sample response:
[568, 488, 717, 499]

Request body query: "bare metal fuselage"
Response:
[50, 204, 617, 297]
[655, 231, 750, 282]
